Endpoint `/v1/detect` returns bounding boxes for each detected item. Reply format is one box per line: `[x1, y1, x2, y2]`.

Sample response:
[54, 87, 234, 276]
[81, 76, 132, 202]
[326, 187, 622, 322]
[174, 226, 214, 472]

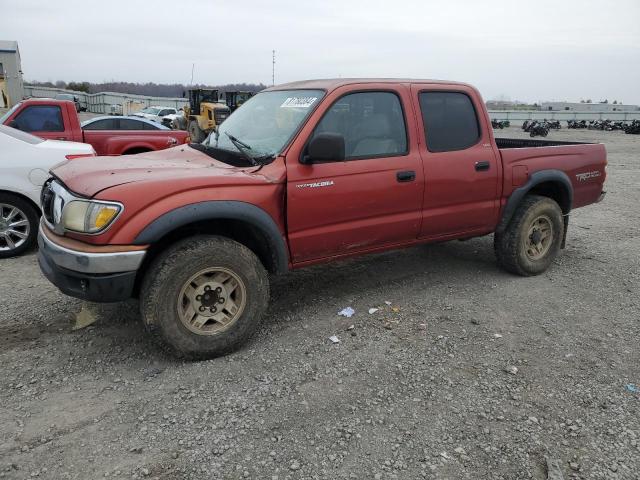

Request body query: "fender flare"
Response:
[497, 169, 573, 232]
[133, 200, 289, 274]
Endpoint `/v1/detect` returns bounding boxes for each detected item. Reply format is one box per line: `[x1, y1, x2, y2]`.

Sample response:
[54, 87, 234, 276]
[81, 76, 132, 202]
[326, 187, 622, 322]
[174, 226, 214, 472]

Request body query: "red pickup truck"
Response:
[36, 79, 607, 359]
[1, 98, 189, 155]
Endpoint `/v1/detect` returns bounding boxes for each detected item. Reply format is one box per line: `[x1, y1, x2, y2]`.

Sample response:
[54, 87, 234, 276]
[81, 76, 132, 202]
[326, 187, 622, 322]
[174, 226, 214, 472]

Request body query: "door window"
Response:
[312, 91, 407, 160]
[418, 92, 480, 152]
[83, 118, 117, 130]
[13, 106, 64, 132]
[119, 118, 149, 130]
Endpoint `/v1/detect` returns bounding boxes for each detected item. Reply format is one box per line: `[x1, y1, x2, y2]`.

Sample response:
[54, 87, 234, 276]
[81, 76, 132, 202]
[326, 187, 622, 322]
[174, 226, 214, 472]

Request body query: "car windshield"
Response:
[140, 107, 161, 114]
[203, 89, 324, 157]
[56, 94, 74, 101]
[0, 102, 22, 124]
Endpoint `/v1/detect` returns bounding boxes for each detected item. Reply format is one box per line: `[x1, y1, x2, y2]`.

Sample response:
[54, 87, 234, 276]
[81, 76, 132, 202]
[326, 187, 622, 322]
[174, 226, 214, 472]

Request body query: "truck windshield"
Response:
[204, 89, 324, 158]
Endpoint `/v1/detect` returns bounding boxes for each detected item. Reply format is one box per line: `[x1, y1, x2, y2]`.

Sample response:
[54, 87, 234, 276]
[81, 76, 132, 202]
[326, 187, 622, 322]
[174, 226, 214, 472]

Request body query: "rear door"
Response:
[286, 85, 424, 263]
[411, 85, 501, 237]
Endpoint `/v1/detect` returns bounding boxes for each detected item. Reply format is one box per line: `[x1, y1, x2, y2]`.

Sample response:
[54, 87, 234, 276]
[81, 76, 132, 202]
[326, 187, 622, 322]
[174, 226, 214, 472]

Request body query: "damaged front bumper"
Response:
[37, 222, 147, 303]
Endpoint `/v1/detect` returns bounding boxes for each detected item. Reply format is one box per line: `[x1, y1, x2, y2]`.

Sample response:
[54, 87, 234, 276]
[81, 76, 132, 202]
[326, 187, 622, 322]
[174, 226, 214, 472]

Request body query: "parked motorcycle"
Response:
[522, 120, 549, 137]
[491, 119, 510, 129]
[624, 120, 640, 134]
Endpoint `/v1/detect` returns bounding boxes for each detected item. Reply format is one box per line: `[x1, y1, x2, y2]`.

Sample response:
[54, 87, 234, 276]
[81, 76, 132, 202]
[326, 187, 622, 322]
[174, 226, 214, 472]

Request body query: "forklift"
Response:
[220, 91, 255, 113]
[184, 88, 231, 143]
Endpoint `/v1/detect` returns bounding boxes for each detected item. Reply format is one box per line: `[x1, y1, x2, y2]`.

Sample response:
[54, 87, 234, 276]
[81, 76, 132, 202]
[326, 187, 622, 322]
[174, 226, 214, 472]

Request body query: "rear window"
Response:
[418, 92, 480, 152]
[83, 118, 117, 130]
[0, 124, 45, 144]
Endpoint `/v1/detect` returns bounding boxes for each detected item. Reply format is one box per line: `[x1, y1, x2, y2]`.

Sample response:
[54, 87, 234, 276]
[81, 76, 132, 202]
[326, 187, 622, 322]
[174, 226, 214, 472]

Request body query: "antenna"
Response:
[190, 63, 194, 85]
[272, 50, 275, 86]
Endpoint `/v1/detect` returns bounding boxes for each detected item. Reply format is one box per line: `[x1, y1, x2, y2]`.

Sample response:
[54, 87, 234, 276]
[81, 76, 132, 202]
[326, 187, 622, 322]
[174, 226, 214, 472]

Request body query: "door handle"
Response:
[475, 161, 490, 172]
[396, 170, 416, 182]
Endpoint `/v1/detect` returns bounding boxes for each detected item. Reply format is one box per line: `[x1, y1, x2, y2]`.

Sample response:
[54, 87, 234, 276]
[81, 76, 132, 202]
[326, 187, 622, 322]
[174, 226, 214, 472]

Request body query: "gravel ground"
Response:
[0, 127, 638, 480]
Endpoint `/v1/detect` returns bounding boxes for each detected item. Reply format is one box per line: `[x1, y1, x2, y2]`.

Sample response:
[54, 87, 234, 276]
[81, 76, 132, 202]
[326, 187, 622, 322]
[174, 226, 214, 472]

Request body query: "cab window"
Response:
[13, 105, 64, 132]
[312, 91, 407, 160]
[418, 92, 480, 152]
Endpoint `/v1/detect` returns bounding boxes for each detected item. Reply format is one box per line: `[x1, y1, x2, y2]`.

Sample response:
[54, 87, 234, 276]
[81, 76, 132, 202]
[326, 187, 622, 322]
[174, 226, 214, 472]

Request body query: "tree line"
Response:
[27, 80, 268, 97]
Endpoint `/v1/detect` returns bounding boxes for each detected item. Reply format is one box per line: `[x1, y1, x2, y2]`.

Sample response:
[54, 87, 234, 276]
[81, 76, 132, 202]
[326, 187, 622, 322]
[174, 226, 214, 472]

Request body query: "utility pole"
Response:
[190, 63, 195, 85]
[272, 50, 275, 86]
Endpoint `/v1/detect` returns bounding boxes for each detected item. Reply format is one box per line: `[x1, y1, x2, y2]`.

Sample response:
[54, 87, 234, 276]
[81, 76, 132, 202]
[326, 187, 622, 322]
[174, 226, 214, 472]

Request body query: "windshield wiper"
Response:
[225, 132, 258, 166]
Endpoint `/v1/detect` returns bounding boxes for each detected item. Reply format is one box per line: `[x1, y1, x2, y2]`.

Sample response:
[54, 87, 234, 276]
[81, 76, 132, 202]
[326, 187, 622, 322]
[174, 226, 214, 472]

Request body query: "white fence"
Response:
[488, 110, 640, 122]
[23, 85, 189, 114]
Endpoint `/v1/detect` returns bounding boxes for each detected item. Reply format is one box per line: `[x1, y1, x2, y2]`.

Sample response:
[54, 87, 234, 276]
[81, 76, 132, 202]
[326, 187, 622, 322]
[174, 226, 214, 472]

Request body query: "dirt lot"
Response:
[1, 127, 638, 480]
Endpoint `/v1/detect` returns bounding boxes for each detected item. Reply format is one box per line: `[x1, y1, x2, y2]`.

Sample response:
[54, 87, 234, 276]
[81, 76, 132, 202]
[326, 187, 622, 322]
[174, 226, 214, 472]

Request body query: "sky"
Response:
[3, 0, 640, 104]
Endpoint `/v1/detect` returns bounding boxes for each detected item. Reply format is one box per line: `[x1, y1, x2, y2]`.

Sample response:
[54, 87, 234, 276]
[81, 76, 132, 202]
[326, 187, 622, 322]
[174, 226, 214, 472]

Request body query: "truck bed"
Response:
[495, 138, 593, 149]
[496, 137, 606, 211]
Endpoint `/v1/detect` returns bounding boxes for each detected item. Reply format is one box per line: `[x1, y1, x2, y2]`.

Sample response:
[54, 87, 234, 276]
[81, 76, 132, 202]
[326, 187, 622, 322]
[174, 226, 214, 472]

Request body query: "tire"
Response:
[188, 121, 205, 143]
[494, 195, 564, 276]
[0, 193, 39, 259]
[140, 235, 270, 359]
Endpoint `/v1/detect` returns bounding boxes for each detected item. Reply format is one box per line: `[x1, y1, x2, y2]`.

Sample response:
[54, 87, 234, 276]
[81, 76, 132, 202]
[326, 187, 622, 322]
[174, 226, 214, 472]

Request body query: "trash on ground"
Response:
[625, 383, 638, 393]
[368, 307, 379, 314]
[545, 456, 565, 480]
[391, 307, 400, 313]
[328, 335, 340, 344]
[72, 303, 97, 330]
[504, 365, 518, 375]
[346, 324, 355, 331]
[384, 301, 392, 306]
[493, 333, 503, 339]
[338, 307, 355, 318]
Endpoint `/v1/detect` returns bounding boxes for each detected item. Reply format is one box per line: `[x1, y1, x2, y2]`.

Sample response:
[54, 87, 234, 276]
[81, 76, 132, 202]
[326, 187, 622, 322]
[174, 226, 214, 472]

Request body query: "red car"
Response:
[1, 98, 190, 155]
[37, 79, 607, 358]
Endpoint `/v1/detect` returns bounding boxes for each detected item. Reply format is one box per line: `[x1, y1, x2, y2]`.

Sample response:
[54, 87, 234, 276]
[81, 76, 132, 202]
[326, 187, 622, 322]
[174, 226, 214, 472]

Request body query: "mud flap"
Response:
[561, 214, 569, 249]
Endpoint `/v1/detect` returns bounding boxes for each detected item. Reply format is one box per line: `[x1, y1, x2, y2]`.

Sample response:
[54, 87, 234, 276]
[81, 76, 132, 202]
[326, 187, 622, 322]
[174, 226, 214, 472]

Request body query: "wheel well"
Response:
[123, 147, 151, 155]
[133, 218, 281, 296]
[0, 190, 41, 216]
[528, 181, 571, 214]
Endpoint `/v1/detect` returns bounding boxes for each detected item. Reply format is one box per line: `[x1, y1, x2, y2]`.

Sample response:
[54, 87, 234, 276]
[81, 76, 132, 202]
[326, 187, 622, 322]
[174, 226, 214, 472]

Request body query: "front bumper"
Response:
[37, 223, 146, 303]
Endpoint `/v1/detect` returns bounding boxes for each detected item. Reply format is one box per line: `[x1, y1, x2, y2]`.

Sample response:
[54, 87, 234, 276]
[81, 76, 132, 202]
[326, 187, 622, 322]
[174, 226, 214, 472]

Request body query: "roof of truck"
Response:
[265, 78, 473, 92]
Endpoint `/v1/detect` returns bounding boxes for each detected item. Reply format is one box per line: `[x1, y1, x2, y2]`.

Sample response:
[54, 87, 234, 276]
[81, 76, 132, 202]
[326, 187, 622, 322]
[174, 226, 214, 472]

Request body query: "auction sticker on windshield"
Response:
[280, 97, 318, 108]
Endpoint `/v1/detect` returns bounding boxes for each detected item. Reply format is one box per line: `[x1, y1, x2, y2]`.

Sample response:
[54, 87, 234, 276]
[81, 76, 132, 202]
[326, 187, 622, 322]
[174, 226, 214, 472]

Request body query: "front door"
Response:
[286, 86, 424, 263]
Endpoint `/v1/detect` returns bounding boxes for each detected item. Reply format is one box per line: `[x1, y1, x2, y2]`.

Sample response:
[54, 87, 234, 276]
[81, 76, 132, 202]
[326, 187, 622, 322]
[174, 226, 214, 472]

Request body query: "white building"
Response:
[0, 40, 24, 108]
[540, 101, 639, 112]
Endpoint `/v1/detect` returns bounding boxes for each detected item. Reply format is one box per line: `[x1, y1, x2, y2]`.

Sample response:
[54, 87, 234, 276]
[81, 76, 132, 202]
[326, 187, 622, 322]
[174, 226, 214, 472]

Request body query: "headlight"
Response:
[61, 200, 122, 233]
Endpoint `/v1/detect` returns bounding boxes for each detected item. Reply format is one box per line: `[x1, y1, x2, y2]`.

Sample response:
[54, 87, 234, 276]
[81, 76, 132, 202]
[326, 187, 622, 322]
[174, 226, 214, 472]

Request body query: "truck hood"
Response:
[51, 145, 282, 197]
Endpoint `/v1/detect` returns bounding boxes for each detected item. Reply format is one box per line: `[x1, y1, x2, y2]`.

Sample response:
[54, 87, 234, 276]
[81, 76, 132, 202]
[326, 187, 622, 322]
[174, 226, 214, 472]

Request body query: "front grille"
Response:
[214, 108, 230, 125]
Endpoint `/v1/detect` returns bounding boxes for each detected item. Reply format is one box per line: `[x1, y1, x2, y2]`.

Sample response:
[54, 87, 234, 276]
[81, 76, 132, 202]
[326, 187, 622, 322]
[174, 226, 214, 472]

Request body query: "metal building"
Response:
[539, 101, 639, 112]
[0, 40, 24, 108]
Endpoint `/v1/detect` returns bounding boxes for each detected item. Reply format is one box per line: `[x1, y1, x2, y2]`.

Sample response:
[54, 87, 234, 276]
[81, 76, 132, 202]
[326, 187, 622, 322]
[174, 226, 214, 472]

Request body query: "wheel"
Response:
[0, 194, 39, 259]
[188, 121, 205, 143]
[140, 235, 270, 359]
[494, 195, 564, 276]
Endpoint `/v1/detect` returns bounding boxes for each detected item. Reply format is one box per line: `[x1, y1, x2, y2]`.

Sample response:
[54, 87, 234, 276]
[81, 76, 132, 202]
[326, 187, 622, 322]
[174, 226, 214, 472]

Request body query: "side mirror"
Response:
[302, 133, 345, 164]
[8, 120, 20, 130]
